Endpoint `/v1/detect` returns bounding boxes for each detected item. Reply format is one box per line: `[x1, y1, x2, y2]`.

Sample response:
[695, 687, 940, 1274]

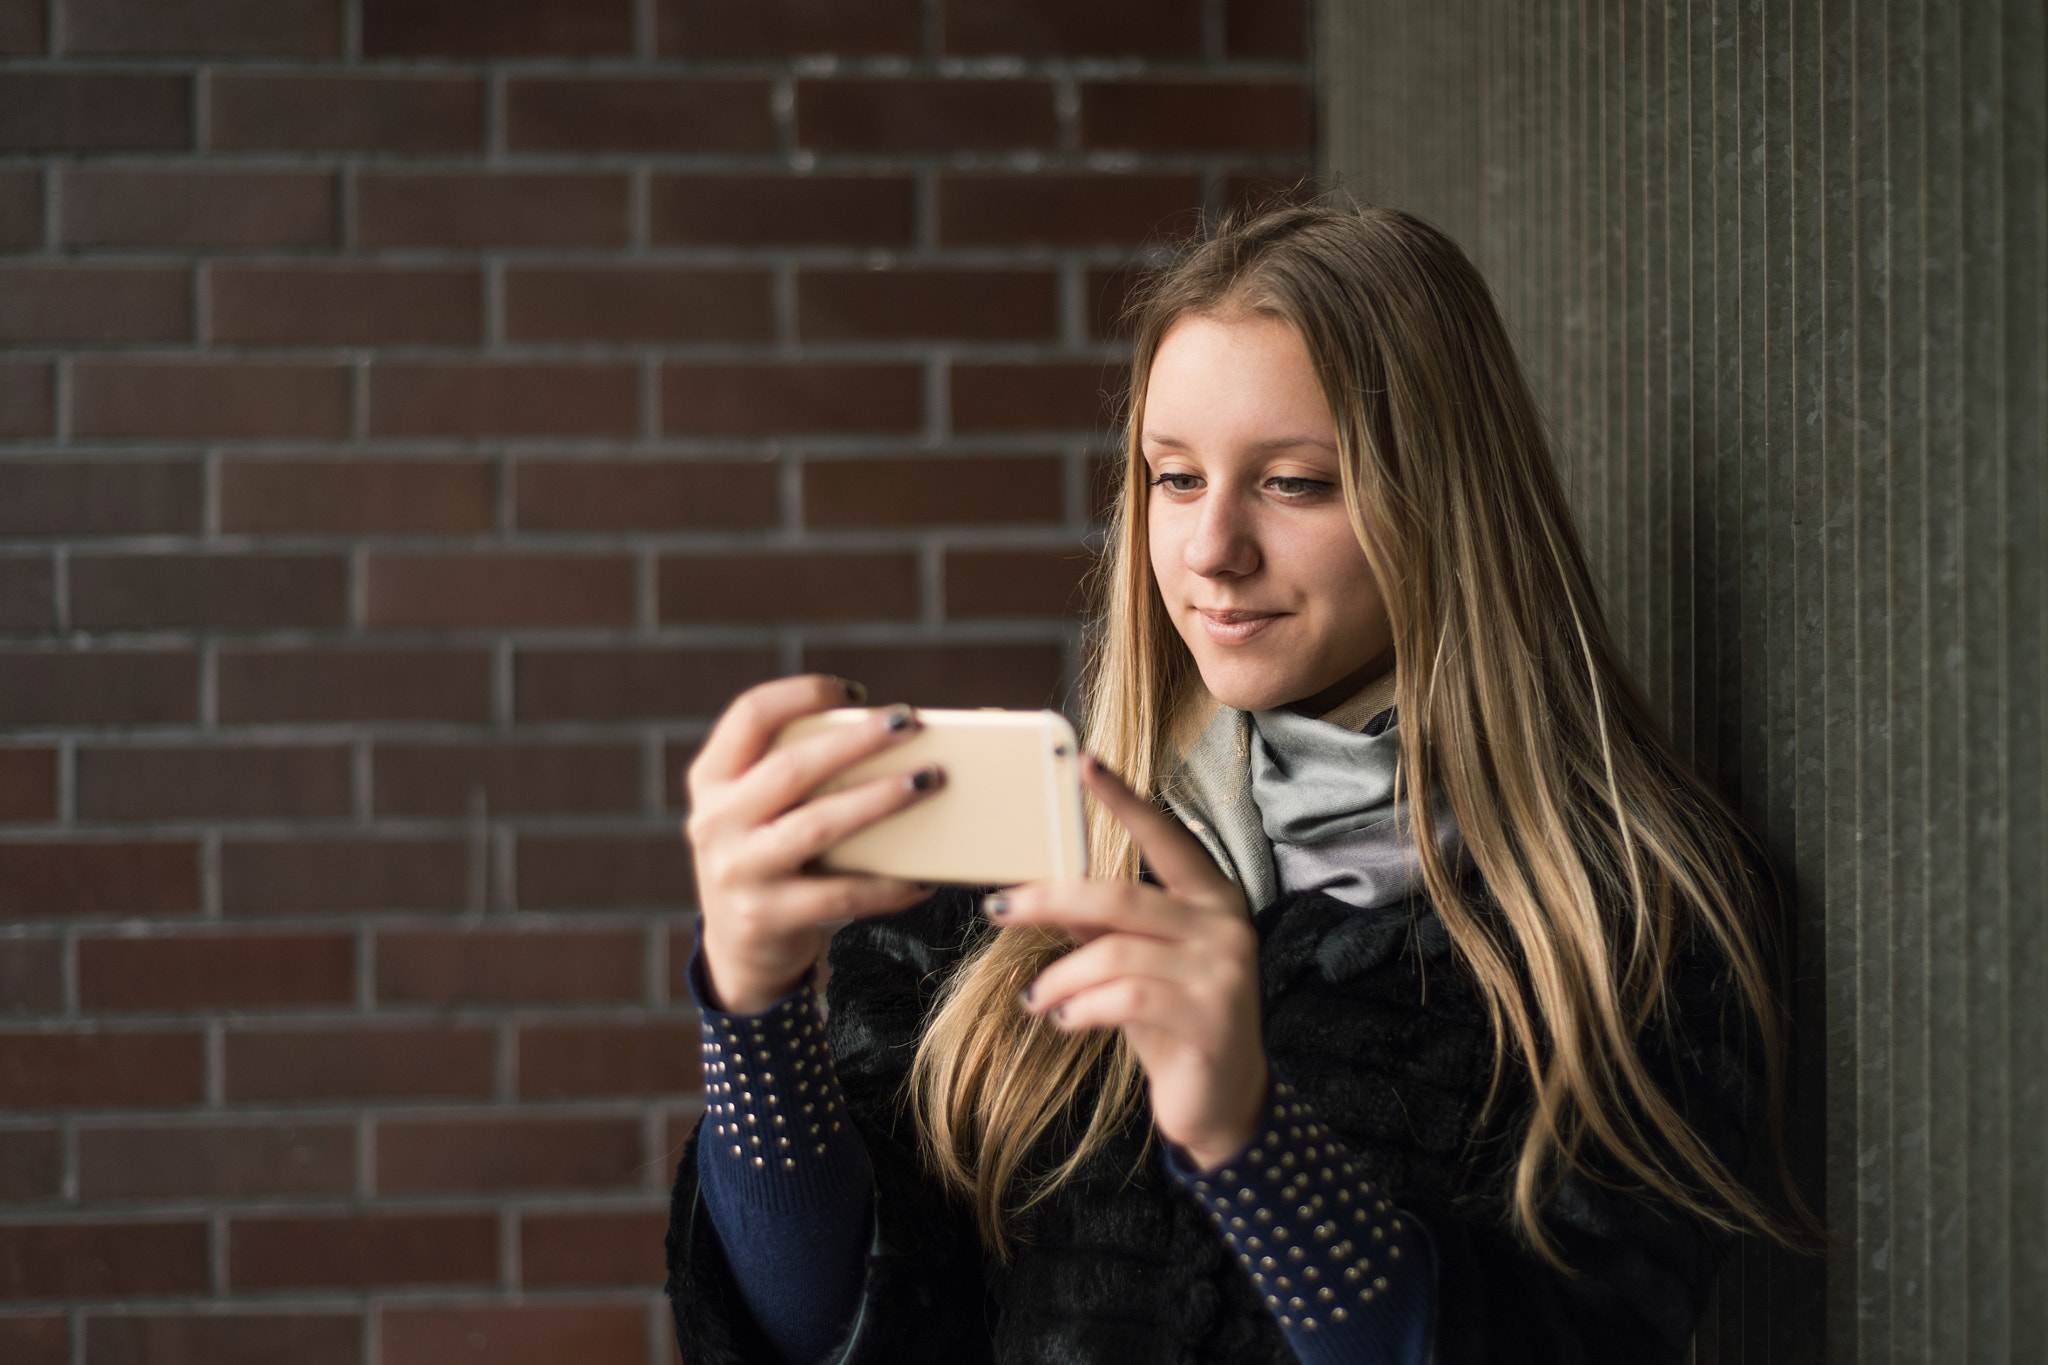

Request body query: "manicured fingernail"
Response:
[883, 704, 918, 733]
[1052, 1005, 1068, 1025]
[908, 765, 943, 793]
[1017, 986, 1034, 1009]
[839, 677, 868, 703]
[982, 894, 1010, 918]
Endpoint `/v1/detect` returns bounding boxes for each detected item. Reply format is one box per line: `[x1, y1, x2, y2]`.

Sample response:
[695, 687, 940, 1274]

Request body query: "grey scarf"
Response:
[1249, 703, 1461, 912]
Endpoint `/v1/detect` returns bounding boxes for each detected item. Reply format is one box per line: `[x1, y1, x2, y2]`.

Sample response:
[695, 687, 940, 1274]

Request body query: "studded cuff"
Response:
[689, 950, 871, 1212]
[1165, 1076, 1436, 1364]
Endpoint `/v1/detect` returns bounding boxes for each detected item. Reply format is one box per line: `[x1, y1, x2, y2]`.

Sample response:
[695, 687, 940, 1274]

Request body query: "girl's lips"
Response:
[1197, 610, 1284, 645]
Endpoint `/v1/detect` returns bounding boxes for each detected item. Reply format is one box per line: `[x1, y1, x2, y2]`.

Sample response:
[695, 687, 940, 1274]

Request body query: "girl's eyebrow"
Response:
[1140, 432, 1339, 453]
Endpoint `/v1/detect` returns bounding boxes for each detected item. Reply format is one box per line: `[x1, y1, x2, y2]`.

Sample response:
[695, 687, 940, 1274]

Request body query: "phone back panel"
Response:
[772, 708, 1086, 885]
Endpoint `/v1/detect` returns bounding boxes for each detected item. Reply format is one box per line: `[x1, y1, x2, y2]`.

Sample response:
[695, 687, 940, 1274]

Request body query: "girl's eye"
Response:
[1148, 472, 1202, 493]
[1268, 476, 1334, 497]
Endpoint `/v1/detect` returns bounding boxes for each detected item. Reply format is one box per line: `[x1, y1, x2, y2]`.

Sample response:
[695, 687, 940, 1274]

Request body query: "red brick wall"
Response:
[0, 1, 1311, 1360]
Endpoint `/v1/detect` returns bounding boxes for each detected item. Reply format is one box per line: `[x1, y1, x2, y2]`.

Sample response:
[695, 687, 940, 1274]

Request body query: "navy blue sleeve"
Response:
[1163, 1075, 1437, 1364]
[691, 951, 874, 1365]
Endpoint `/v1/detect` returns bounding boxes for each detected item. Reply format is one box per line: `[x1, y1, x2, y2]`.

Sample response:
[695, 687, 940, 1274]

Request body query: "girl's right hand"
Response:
[684, 674, 940, 1014]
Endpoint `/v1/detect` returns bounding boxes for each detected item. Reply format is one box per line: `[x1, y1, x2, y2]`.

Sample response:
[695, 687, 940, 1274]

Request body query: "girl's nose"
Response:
[1181, 491, 1260, 580]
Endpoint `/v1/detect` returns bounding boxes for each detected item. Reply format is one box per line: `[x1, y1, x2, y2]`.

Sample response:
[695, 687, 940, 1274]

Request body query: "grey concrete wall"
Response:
[1318, 1, 2045, 1360]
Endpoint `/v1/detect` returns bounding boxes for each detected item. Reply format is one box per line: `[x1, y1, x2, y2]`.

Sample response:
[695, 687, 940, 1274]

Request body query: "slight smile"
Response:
[1197, 609, 1286, 645]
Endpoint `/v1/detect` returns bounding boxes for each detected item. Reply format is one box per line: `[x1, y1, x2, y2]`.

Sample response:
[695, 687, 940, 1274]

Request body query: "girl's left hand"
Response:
[988, 755, 1268, 1171]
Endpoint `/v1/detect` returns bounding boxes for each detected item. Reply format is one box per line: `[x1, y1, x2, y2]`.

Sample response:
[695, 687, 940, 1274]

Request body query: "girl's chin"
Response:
[1192, 662, 1314, 714]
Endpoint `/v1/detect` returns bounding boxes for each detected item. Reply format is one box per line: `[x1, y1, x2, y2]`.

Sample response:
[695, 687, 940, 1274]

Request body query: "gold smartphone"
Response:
[772, 708, 1088, 886]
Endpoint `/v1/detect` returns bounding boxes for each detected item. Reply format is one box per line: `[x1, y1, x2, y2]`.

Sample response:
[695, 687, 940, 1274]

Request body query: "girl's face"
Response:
[1142, 312, 1393, 714]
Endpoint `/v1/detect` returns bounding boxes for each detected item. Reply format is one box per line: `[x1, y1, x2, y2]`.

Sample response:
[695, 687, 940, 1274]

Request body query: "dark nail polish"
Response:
[884, 705, 917, 732]
[840, 678, 868, 703]
[1018, 987, 1033, 1009]
[983, 894, 1009, 918]
[1052, 1005, 1068, 1025]
[909, 765, 942, 793]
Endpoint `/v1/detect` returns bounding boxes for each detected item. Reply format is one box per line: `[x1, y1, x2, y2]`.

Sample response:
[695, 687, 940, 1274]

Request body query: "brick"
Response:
[0, 0, 44, 53]
[943, 0, 1197, 56]
[219, 648, 492, 724]
[211, 73, 483, 152]
[0, 653, 196, 726]
[0, 461, 202, 536]
[804, 454, 1064, 528]
[0, 265, 189, 344]
[0, 360, 51, 438]
[220, 458, 493, 534]
[0, 941, 60, 1015]
[66, 0, 342, 55]
[364, 0, 632, 56]
[356, 172, 627, 248]
[1080, 80, 1314, 154]
[519, 1019, 699, 1099]
[514, 647, 777, 722]
[211, 266, 480, 346]
[952, 360, 1123, 433]
[222, 838, 469, 917]
[798, 79, 1057, 152]
[1227, 0, 1309, 59]
[0, 749, 57, 820]
[383, 1304, 645, 1365]
[365, 553, 634, 629]
[371, 364, 638, 437]
[374, 742, 642, 817]
[0, 1030, 204, 1107]
[505, 268, 771, 344]
[514, 459, 776, 532]
[0, 843, 200, 919]
[802, 642, 1065, 708]
[70, 554, 347, 631]
[0, 169, 38, 247]
[230, 1212, 496, 1291]
[659, 551, 918, 624]
[663, 363, 921, 436]
[63, 168, 335, 248]
[659, 0, 919, 56]
[508, 78, 774, 152]
[939, 173, 1200, 247]
[75, 746, 352, 822]
[71, 362, 350, 439]
[78, 932, 355, 1013]
[521, 1208, 668, 1287]
[84, 1314, 357, 1365]
[226, 1026, 494, 1103]
[0, 558, 49, 633]
[516, 834, 692, 911]
[78, 1122, 354, 1200]
[0, 1222, 207, 1299]
[0, 1128, 59, 1199]
[0, 1317, 63, 1365]
[378, 929, 643, 1006]
[799, 269, 1057, 342]
[946, 547, 1095, 618]
[377, 1115, 642, 1194]
[0, 74, 189, 152]
[650, 174, 914, 246]
[664, 920, 696, 998]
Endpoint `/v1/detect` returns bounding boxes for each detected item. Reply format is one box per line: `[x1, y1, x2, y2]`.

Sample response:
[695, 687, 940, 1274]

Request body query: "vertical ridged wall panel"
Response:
[1319, 2, 2046, 1360]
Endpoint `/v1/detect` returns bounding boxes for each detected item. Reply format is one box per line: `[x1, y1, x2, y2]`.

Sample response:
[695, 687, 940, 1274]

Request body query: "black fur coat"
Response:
[666, 885, 1761, 1365]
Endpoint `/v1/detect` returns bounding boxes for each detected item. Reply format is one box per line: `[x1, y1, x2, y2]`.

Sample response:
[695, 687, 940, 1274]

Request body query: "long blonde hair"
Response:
[909, 205, 1798, 1261]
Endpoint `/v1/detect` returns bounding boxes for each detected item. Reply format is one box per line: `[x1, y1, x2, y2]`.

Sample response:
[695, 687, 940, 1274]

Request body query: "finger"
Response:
[690, 674, 865, 789]
[985, 876, 1196, 941]
[764, 873, 932, 928]
[731, 764, 944, 879]
[1042, 974, 1206, 1037]
[1080, 754, 1237, 895]
[721, 702, 923, 830]
[1021, 932, 1199, 1015]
